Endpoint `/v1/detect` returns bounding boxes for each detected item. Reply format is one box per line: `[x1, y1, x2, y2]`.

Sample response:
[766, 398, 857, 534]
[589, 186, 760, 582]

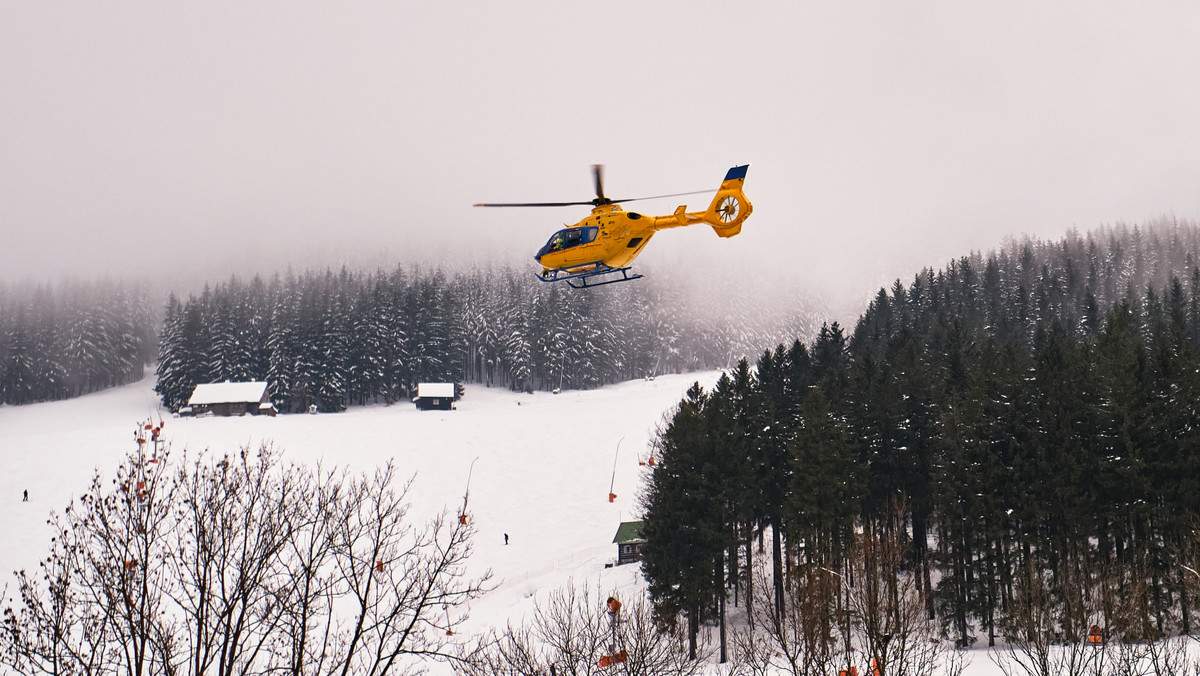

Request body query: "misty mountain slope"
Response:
[0, 279, 158, 405]
[853, 219, 1200, 350]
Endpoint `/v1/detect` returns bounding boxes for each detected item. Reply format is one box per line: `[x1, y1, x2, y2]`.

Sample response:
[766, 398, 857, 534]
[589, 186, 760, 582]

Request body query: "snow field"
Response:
[0, 372, 715, 652]
[9, 372, 1163, 675]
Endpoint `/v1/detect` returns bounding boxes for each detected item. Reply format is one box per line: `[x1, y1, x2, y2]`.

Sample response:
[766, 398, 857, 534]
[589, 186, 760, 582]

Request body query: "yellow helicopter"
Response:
[475, 164, 752, 288]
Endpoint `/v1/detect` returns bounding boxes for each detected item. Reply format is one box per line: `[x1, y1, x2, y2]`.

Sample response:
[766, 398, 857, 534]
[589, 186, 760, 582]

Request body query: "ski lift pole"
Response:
[599, 596, 627, 668]
[608, 437, 623, 502]
[611, 607, 618, 663]
[609, 596, 619, 654]
[459, 456, 479, 525]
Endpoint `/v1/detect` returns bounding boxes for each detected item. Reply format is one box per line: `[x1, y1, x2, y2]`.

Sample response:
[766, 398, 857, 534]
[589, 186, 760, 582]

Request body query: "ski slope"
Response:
[0, 372, 1022, 675]
[0, 374, 714, 660]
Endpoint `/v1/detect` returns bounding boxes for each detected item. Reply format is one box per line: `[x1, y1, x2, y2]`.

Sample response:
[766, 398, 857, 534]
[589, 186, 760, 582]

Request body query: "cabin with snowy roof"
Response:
[184, 381, 275, 417]
[413, 382, 458, 411]
[612, 521, 645, 565]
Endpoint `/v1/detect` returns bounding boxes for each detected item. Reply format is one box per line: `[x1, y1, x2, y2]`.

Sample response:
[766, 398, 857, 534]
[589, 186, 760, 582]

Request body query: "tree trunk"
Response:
[745, 525, 754, 630]
[772, 519, 785, 618]
[1180, 566, 1191, 636]
[688, 606, 698, 660]
[719, 585, 727, 663]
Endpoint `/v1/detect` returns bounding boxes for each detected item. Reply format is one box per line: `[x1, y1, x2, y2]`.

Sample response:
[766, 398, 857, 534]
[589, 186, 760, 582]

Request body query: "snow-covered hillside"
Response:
[0, 373, 1029, 676]
[0, 374, 717, 657]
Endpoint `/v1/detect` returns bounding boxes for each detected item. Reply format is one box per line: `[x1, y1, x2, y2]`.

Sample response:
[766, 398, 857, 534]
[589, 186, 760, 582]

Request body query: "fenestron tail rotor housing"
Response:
[716, 195, 741, 223]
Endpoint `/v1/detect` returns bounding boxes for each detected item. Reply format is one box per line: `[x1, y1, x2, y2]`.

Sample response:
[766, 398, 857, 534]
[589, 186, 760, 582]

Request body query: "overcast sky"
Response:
[3, 2, 1199, 308]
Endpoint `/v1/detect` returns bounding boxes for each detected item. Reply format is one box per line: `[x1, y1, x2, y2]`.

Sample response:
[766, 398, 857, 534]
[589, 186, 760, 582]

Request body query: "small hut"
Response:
[414, 383, 457, 411]
[185, 381, 275, 417]
[612, 521, 645, 565]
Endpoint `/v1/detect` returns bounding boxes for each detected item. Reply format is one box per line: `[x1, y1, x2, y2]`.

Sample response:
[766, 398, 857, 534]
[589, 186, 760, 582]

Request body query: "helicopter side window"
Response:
[545, 227, 598, 254]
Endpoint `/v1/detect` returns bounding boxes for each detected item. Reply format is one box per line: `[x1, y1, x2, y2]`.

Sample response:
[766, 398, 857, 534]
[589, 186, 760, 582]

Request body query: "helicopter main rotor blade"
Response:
[473, 200, 598, 208]
[608, 189, 715, 204]
[593, 164, 606, 203]
[474, 162, 717, 209]
[473, 188, 715, 209]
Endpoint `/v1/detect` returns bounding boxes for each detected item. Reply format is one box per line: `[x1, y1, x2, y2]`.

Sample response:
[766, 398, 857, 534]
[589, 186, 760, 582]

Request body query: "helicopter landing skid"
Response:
[536, 263, 644, 289]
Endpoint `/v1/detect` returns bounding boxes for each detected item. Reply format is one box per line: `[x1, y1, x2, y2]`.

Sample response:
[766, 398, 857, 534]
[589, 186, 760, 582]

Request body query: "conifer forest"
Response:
[153, 265, 822, 413]
[0, 280, 157, 405]
[641, 222, 1200, 660]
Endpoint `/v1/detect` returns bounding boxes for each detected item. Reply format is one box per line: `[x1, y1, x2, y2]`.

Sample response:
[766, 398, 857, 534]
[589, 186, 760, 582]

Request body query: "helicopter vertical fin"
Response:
[706, 164, 752, 238]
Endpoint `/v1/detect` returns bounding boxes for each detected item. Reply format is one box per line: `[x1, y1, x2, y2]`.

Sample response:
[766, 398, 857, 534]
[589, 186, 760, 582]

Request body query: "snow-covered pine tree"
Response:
[62, 303, 108, 397]
[380, 266, 409, 403]
[205, 284, 239, 383]
[1, 314, 35, 404]
[312, 272, 349, 412]
[346, 281, 382, 405]
[266, 274, 300, 411]
[154, 294, 189, 410]
[500, 270, 534, 392]
[29, 291, 68, 402]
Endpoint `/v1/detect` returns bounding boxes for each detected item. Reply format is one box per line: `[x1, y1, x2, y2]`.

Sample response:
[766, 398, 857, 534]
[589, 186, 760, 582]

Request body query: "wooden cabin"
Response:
[414, 383, 457, 411]
[612, 521, 645, 565]
[185, 381, 275, 417]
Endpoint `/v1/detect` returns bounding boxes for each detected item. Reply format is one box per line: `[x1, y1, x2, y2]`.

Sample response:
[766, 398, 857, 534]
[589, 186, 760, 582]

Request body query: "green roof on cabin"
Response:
[612, 521, 644, 544]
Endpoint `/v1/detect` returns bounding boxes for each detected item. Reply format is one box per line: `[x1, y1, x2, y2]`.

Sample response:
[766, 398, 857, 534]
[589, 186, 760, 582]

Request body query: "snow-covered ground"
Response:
[0, 373, 1022, 675]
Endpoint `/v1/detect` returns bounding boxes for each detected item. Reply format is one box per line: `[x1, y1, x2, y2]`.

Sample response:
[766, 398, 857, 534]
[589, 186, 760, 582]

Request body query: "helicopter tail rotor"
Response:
[705, 165, 753, 238]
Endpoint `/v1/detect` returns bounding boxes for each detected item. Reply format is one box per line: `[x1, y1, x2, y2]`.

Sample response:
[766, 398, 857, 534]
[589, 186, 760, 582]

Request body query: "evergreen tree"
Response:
[154, 294, 190, 411]
[641, 383, 728, 659]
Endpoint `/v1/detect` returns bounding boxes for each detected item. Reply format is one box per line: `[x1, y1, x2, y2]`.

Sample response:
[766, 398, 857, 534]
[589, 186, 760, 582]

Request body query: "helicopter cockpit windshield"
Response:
[537, 226, 599, 258]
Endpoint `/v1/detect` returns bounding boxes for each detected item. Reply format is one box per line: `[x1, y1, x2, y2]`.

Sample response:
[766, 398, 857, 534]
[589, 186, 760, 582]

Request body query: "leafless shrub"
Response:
[2, 442, 178, 674]
[845, 526, 957, 676]
[989, 559, 1099, 676]
[731, 519, 963, 676]
[460, 581, 708, 676]
[731, 556, 844, 676]
[1143, 634, 1190, 676]
[1, 435, 491, 675]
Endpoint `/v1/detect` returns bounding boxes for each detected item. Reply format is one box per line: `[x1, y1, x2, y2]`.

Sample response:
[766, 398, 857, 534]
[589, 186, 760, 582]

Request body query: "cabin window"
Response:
[542, 227, 599, 255]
